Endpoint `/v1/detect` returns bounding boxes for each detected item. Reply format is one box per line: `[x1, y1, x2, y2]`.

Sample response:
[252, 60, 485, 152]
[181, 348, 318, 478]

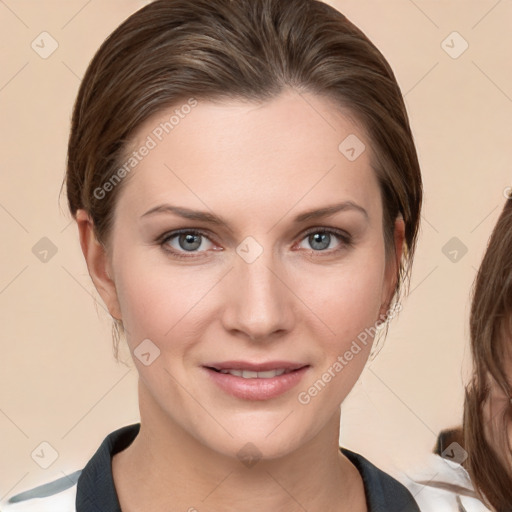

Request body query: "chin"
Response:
[208, 435, 301, 465]
[190, 412, 317, 464]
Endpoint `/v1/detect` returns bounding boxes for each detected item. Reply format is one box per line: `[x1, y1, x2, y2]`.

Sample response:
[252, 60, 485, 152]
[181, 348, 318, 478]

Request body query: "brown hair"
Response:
[63, 0, 422, 358]
[463, 196, 512, 511]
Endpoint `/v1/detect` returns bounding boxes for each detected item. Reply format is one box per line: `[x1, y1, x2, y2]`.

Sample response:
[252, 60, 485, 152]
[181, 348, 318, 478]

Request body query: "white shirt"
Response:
[1, 470, 80, 511]
[404, 454, 492, 512]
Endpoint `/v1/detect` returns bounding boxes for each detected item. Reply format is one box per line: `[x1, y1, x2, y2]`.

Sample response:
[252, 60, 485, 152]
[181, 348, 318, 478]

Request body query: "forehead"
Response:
[115, 91, 381, 223]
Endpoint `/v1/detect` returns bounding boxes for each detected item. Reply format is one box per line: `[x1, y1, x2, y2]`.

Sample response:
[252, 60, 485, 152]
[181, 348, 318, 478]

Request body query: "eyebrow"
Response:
[140, 201, 368, 229]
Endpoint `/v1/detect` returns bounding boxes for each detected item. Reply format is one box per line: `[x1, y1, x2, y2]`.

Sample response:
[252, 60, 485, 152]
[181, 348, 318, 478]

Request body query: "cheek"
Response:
[295, 256, 387, 413]
[113, 253, 219, 349]
[301, 252, 387, 344]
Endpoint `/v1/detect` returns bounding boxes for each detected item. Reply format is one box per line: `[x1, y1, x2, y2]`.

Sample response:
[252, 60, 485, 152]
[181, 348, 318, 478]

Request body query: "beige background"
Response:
[1, 0, 511, 500]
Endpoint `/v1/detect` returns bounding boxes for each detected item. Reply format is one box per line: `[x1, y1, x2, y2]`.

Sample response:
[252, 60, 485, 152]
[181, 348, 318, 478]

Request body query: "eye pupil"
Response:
[179, 233, 201, 251]
[309, 232, 330, 251]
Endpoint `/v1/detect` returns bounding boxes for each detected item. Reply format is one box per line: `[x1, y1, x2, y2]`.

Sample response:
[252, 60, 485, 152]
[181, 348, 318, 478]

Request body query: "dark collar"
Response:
[76, 423, 419, 512]
[76, 423, 139, 512]
[341, 448, 420, 511]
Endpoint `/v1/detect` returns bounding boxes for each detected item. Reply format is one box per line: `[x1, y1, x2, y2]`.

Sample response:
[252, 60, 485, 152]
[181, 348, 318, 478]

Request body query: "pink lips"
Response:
[203, 360, 309, 401]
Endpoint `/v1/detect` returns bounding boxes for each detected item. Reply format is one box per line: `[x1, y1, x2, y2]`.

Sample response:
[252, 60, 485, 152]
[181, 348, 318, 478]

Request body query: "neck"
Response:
[112, 381, 367, 512]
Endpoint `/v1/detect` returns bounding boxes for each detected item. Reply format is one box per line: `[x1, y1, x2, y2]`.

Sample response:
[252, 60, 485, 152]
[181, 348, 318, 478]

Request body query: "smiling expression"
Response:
[97, 89, 401, 459]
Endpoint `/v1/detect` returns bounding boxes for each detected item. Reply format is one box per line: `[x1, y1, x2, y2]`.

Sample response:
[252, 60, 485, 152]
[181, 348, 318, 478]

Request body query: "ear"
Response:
[76, 209, 122, 320]
[380, 216, 405, 317]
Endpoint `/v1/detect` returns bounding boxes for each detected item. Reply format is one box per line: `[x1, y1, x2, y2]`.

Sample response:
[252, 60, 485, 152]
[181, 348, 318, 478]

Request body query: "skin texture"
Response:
[77, 90, 405, 511]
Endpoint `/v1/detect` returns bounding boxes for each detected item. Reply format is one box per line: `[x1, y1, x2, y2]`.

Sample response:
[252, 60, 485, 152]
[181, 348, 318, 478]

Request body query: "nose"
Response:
[220, 247, 296, 342]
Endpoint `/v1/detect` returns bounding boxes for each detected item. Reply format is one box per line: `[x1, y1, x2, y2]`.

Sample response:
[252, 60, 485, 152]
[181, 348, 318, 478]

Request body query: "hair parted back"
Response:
[463, 196, 512, 511]
[63, 0, 422, 358]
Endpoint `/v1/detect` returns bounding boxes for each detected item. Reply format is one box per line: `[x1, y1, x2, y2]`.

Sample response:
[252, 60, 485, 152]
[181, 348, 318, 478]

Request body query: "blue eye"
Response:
[174, 232, 204, 251]
[298, 228, 353, 253]
[303, 232, 336, 251]
[160, 229, 214, 258]
[157, 227, 352, 260]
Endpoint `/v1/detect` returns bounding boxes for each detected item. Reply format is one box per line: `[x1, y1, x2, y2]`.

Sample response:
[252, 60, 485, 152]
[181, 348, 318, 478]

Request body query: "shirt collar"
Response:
[76, 423, 140, 511]
[76, 423, 419, 512]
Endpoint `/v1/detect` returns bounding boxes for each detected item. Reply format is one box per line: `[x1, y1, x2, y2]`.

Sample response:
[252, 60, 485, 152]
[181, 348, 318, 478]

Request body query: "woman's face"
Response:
[91, 90, 402, 460]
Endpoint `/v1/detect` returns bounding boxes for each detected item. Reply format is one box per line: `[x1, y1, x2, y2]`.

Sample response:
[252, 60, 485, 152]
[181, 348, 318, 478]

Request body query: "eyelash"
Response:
[157, 227, 353, 260]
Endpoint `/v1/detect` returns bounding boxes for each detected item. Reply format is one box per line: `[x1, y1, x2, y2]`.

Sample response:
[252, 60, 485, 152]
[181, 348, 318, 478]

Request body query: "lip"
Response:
[203, 361, 310, 401]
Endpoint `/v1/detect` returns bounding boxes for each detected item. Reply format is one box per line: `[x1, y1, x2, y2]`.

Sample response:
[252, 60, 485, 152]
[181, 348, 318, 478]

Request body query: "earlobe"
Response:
[76, 209, 122, 320]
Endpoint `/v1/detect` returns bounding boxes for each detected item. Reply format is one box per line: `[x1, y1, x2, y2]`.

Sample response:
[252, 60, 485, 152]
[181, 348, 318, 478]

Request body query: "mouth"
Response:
[203, 361, 310, 400]
[209, 368, 294, 378]
[205, 360, 307, 377]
